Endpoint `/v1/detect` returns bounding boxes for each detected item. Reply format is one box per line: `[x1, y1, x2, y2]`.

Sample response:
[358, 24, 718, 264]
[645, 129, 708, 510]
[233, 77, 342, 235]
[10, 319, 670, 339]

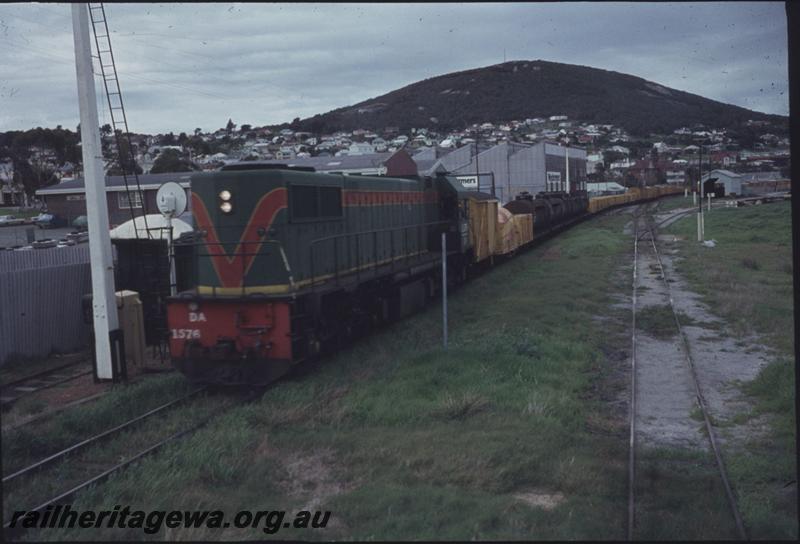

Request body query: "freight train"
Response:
[167, 164, 681, 384]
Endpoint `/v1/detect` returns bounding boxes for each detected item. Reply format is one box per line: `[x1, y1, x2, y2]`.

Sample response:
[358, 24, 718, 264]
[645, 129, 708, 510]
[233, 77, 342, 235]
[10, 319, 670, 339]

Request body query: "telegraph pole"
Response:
[441, 232, 448, 349]
[697, 142, 704, 242]
[72, 3, 120, 380]
[565, 138, 570, 193]
[475, 134, 480, 193]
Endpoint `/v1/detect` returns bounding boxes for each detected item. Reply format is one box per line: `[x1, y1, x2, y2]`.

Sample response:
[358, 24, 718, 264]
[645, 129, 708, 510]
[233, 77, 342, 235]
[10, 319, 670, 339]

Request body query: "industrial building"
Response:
[701, 169, 743, 197]
[413, 141, 588, 203]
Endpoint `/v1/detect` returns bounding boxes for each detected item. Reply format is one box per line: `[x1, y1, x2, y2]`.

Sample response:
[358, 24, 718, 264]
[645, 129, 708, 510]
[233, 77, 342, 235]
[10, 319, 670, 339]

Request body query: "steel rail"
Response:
[626, 204, 645, 540]
[3, 387, 265, 534]
[1, 367, 94, 409]
[2, 391, 110, 433]
[2, 387, 207, 484]
[643, 219, 748, 540]
[1, 358, 90, 391]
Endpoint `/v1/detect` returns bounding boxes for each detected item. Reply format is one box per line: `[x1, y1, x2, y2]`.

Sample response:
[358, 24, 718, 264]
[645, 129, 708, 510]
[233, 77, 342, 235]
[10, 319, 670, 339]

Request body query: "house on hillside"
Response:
[348, 142, 374, 156]
[0, 160, 26, 206]
[665, 168, 686, 185]
[627, 159, 676, 186]
[710, 151, 738, 168]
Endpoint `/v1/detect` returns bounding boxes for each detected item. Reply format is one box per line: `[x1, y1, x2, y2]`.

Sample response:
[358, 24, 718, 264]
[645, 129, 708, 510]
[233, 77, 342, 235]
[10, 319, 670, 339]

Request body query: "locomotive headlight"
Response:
[220, 201, 233, 214]
[218, 190, 232, 201]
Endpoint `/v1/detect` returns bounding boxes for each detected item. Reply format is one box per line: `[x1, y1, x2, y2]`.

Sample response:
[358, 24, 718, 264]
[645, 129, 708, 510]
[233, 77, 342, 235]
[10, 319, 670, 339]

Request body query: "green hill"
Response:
[291, 60, 787, 137]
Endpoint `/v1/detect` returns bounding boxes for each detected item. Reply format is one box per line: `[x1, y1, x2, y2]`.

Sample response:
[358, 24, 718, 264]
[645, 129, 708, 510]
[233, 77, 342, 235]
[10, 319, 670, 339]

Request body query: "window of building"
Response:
[118, 191, 143, 209]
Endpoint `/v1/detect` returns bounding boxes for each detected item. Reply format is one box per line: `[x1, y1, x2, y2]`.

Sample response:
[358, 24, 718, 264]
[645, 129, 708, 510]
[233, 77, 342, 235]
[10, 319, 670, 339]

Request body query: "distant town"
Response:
[0, 113, 791, 214]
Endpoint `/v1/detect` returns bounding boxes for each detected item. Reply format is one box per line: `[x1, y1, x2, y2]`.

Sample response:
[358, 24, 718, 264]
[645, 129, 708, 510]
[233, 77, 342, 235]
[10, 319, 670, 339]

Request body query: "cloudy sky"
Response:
[0, 2, 789, 135]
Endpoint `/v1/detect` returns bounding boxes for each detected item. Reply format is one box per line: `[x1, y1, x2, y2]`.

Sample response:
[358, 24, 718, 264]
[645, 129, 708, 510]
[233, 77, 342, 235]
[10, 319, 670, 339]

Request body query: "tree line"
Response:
[1, 126, 209, 196]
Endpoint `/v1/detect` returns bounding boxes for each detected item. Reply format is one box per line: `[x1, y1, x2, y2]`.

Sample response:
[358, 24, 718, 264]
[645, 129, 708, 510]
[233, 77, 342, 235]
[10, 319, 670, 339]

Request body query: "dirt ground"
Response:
[628, 206, 773, 451]
[1, 349, 174, 431]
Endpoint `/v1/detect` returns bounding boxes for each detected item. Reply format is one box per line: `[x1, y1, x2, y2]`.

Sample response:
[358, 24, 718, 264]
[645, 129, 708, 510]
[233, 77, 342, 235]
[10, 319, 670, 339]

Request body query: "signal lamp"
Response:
[220, 201, 233, 213]
[218, 190, 232, 201]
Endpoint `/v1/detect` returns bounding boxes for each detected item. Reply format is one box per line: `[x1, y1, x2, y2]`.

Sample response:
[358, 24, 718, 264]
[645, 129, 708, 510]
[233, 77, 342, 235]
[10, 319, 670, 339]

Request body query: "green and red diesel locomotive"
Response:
[167, 164, 680, 385]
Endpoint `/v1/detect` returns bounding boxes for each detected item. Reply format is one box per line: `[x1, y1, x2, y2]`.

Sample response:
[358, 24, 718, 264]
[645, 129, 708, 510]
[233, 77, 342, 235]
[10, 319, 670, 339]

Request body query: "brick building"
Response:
[36, 173, 192, 227]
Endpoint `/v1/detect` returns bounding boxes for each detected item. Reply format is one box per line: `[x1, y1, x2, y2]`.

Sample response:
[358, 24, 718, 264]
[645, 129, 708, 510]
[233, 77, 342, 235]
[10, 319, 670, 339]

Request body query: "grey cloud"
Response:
[0, 2, 788, 134]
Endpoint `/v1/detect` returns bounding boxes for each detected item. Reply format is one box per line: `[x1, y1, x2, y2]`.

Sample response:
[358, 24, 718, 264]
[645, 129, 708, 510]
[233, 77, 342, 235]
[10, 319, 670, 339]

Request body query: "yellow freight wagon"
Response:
[495, 207, 533, 255]
[467, 197, 498, 263]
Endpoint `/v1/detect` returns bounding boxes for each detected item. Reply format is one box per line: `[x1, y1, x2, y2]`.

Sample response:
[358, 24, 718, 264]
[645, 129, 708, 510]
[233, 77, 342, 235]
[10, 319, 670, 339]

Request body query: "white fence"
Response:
[0, 245, 101, 365]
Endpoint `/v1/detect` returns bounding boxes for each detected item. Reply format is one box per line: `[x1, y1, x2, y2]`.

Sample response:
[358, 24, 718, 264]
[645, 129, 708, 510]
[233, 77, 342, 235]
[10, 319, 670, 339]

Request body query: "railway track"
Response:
[0, 359, 93, 409]
[2, 386, 265, 537]
[626, 204, 747, 540]
[1, 387, 207, 484]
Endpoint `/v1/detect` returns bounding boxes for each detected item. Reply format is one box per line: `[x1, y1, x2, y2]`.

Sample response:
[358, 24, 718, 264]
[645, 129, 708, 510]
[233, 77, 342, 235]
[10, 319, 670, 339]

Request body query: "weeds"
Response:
[636, 304, 678, 339]
[664, 201, 796, 538]
[437, 391, 490, 420]
[741, 257, 760, 270]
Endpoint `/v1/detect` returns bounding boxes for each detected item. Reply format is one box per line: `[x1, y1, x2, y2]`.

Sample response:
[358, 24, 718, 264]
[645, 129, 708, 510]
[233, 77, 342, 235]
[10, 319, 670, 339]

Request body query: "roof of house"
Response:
[628, 159, 674, 171]
[36, 172, 193, 195]
[702, 169, 742, 180]
[245, 151, 398, 172]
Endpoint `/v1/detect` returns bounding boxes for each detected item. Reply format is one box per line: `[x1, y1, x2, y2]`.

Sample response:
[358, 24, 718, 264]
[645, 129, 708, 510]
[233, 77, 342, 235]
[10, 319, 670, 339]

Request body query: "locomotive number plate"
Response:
[172, 328, 201, 339]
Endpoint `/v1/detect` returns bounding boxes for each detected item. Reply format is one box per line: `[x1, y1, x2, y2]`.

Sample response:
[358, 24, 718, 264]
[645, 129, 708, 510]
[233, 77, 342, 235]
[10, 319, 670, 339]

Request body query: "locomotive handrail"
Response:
[183, 238, 295, 296]
[178, 219, 450, 296]
[307, 220, 450, 245]
[307, 220, 450, 291]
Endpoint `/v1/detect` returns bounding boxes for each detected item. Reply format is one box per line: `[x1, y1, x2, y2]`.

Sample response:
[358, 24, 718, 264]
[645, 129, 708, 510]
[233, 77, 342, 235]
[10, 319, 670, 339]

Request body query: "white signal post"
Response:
[441, 232, 448, 349]
[156, 182, 188, 297]
[72, 3, 119, 380]
[565, 139, 570, 193]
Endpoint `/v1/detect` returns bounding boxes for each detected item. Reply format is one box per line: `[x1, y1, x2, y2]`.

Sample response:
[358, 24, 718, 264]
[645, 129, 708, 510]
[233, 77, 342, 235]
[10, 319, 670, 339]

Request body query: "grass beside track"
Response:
[3, 389, 235, 525]
[654, 194, 696, 213]
[23, 212, 637, 541]
[1, 374, 196, 476]
[663, 200, 797, 539]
